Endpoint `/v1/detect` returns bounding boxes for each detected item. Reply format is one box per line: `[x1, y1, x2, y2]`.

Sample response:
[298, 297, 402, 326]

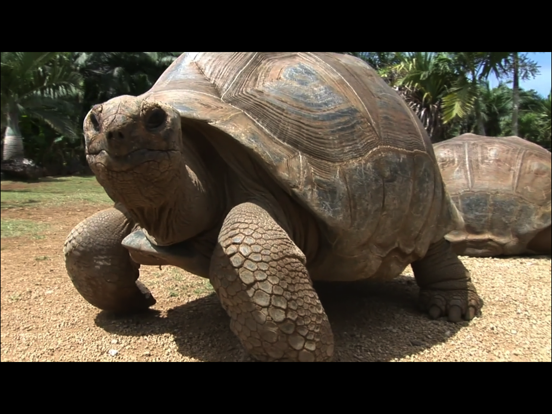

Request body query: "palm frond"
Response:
[19, 93, 78, 115]
[143, 52, 159, 61]
[476, 52, 510, 79]
[22, 106, 81, 141]
[40, 60, 83, 98]
[1, 52, 58, 96]
[442, 77, 478, 123]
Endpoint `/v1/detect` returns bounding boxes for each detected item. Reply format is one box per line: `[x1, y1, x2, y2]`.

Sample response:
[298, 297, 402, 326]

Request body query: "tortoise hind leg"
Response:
[63, 205, 156, 313]
[411, 238, 483, 322]
[527, 225, 551, 255]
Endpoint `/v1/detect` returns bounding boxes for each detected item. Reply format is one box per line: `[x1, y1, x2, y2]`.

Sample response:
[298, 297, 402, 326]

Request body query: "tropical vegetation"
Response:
[1, 51, 549, 177]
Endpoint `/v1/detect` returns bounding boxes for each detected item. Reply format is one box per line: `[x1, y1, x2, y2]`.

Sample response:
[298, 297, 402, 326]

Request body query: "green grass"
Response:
[1, 176, 112, 210]
[194, 280, 214, 295]
[8, 294, 22, 302]
[1, 219, 50, 239]
[151, 267, 215, 298]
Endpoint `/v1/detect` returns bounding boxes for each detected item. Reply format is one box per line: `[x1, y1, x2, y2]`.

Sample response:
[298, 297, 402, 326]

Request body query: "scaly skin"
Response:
[209, 202, 334, 362]
[412, 238, 483, 322]
[68, 91, 485, 361]
[63, 205, 155, 313]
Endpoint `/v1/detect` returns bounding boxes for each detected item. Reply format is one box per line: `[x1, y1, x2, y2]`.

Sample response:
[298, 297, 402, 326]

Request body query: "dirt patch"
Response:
[1, 200, 551, 362]
[2, 203, 108, 227]
[1, 182, 35, 192]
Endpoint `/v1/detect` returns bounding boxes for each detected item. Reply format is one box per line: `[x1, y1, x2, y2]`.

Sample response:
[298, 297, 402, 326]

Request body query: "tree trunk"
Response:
[474, 86, 486, 136]
[512, 52, 519, 136]
[2, 106, 24, 160]
[475, 102, 486, 135]
[469, 68, 486, 136]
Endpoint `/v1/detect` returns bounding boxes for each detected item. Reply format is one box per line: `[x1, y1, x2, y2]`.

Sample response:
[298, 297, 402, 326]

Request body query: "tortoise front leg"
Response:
[209, 202, 334, 362]
[412, 238, 483, 322]
[63, 205, 156, 313]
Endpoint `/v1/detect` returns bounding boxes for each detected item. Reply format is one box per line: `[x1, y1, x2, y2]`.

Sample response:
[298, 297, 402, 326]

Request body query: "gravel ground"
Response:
[1, 203, 550, 362]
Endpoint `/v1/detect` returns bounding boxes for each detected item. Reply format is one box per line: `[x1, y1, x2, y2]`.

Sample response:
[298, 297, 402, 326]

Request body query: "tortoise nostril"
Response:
[90, 113, 100, 131]
[107, 131, 125, 140]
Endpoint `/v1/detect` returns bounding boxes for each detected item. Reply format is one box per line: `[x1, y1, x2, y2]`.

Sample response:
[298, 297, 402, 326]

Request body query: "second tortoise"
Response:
[434, 133, 551, 257]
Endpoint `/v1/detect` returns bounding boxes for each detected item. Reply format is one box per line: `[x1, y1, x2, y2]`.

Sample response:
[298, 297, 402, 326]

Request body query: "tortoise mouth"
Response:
[87, 148, 180, 172]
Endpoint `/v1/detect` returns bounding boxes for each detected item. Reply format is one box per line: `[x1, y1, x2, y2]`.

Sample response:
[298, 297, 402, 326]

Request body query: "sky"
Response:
[488, 52, 551, 97]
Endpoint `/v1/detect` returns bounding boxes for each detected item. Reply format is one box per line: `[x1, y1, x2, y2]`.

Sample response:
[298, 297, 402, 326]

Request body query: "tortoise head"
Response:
[84, 95, 184, 207]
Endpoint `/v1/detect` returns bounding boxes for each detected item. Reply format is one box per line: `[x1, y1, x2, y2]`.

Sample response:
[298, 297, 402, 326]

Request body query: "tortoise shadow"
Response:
[94, 274, 468, 362]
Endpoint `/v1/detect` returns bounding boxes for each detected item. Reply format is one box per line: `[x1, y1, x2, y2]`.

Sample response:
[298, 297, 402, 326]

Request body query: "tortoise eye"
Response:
[145, 107, 166, 130]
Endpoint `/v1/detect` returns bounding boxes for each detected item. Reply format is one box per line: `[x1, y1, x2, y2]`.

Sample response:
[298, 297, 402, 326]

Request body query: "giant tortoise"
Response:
[434, 133, 551, 257]
[64, 52, 482, 362]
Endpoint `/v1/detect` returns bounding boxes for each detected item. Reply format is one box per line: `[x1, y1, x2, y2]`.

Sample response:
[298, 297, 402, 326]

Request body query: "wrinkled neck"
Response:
[128, 146, 224, 246]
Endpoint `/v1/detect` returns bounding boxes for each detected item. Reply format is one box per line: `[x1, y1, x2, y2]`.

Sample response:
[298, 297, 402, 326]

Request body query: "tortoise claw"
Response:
[447, 305, 462, 322]
[466, 306, 477, 321]
[429, 305, 442, 319]
[419, 287, 483, 323]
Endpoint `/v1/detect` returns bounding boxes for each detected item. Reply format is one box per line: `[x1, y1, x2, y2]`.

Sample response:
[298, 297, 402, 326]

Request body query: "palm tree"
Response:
[478, 81, 513, 137]
[74, 52, 180, 108]
[388, 52, 512, 139]
[500, 88, 551, 149]
[494, 53, 540, 136]
[441, 52, 510, 135]
[1, 52, 83, 161]
[540, 91, 551, 147]
[386, 52, 457, 142]
[346, 52, 403, 71]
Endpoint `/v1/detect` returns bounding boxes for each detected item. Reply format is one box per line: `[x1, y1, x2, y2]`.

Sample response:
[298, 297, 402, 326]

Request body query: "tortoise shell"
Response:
[138, 52, 462, 280]
[434, 133, 551, 256]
